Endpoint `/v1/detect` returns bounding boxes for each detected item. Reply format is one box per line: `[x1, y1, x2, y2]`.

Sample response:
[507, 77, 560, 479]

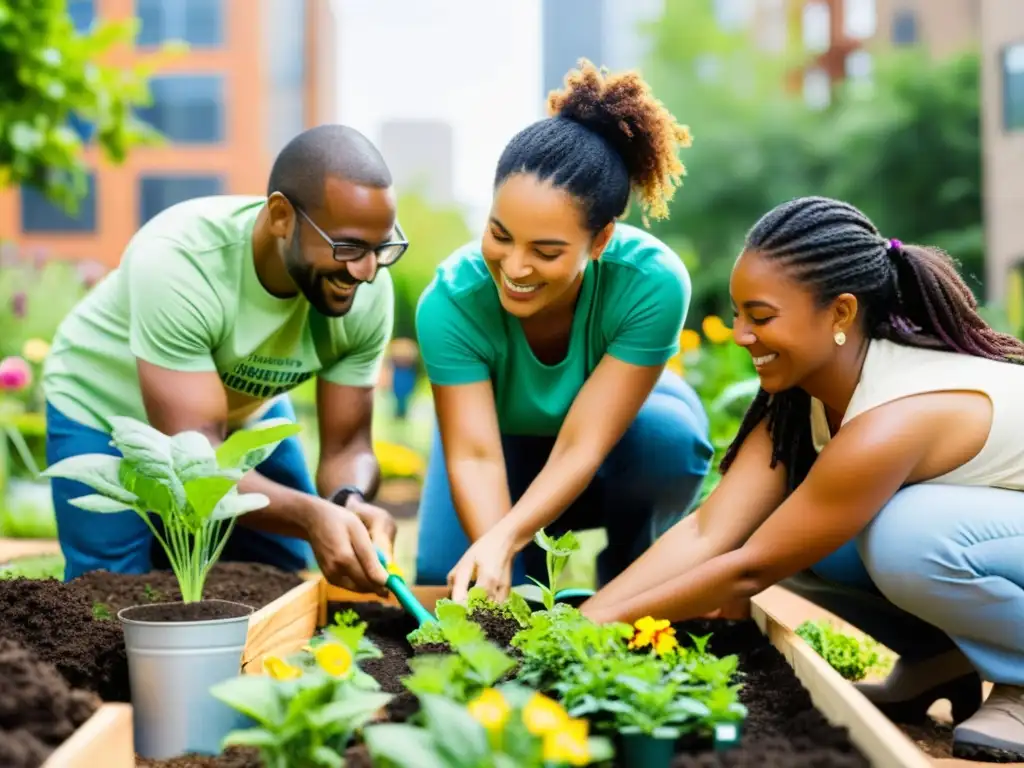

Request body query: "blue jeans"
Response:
[46, 398, 316, 581]
[415, 371, 714, 587]
[785, 483, 1024, 685]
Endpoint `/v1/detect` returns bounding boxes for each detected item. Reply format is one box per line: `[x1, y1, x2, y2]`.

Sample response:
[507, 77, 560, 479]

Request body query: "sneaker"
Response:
[953, 684, 1024, 763]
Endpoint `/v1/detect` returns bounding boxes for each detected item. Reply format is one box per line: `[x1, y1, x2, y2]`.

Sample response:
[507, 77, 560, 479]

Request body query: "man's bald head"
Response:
[267, 124, 392, 211]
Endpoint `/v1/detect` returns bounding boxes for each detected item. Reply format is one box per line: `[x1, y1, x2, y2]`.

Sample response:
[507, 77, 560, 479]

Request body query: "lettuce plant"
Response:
[211, 625, 391, 768]
[42, 416, 300, 602]
[364, 684, 615, 767]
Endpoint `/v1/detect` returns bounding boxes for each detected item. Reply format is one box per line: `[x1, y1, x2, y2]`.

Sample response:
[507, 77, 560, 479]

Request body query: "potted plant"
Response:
[43, 415, 301, 759]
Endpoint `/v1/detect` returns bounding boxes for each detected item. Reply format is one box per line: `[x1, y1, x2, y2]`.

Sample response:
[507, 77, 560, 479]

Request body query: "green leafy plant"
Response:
[364, 684, 615, 767]
[527, 529, 581, 611]
[796, 619, 889, 682]
[467, 585, 533, 627]
[407, 589, 531, 649]
[212, 616, 390, 768]
[403, 601, 517, 704]
[308, 609, 384, 664]
[42, 416, 301, 602]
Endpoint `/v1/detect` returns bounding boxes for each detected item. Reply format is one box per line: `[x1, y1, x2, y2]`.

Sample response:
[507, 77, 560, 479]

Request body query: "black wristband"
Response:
[331, 484, 365, 508]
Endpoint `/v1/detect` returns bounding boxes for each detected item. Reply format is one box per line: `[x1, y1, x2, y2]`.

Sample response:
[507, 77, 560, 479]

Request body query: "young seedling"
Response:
[527, 529, 580, 611]
[42, 416, 301, 603]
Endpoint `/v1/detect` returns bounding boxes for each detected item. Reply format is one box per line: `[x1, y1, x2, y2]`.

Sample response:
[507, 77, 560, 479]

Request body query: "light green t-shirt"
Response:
[44, 195, 394, 432]
[415, 223, 690, 436]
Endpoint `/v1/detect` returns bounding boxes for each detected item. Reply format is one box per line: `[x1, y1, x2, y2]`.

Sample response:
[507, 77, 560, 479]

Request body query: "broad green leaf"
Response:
[209, 676, 285, 726]
[307, 691, 392, 730]
[215, 419, 302, 471]
[309, 745, 344, 768]
[221, 727, 280, 750]
[420, 694, 489, 763]
[363, 724, 452, 768]
[171, 430, 219, 481]
[69, 494, 137, 514]
[41, 454, 136, 503]
[184, 476, 237, 520]
[211, 491, 271, 521]
[461, 641, 515, 686]
[108, 416, 173, 467]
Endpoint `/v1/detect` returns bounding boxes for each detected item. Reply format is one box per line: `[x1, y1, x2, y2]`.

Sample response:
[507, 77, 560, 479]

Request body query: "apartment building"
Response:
[873, 0, 979, 58]
[979, 1, 1024, 319]
[0, 0, 337, 267]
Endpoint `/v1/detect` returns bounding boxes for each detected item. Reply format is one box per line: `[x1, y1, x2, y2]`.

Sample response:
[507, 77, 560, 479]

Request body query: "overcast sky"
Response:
[333, 0, 544, 229]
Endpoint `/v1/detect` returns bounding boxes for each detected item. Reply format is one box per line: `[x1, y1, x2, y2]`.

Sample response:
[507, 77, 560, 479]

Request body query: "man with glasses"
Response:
[42, 125, 407, 595]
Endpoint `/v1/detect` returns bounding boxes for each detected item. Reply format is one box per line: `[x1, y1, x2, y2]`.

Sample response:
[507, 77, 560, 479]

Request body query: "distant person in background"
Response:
[388, 338, 420, 420]
[580, 196, 1024, 762]
[43, 125, 404, 595]
[414, 60, 714, 601]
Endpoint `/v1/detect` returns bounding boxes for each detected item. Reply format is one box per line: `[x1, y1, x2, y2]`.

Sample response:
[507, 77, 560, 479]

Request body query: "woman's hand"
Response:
[448, 526, 520, 603]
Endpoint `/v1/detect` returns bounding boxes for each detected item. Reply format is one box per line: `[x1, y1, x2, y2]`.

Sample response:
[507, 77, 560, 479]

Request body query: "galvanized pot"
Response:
[119, 599, 255, 759]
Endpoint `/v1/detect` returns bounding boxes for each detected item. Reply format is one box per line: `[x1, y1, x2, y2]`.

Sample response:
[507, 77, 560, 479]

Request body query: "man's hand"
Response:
[448, 526, 518, 604]
[304, 499, 390, 596]
[345, 496, 398, 563]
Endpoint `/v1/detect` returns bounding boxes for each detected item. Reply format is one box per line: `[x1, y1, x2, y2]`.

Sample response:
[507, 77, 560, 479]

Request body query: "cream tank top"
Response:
[810, 338, 1024, 490]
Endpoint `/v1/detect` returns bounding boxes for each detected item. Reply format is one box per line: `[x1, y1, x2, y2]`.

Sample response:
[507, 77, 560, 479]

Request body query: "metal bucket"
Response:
[119, 599, 255, 759]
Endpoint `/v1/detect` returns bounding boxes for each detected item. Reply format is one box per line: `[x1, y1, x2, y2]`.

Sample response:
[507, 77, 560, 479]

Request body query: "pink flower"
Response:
[0, 356, 32, 392]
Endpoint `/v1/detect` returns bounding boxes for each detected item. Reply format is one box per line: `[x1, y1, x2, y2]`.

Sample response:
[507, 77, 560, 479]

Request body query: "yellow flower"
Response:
[522, 691, 569, 735]
[680, 328, 701, 353]
[542, 717, 591, 766]
[314, 641, 353, 678]
[628, 615, 678, 655]
[264, 655, 301, 681]
[701, 315, 732, 344]
[21, 338, 50, 364]
[467, 688, 511, 732]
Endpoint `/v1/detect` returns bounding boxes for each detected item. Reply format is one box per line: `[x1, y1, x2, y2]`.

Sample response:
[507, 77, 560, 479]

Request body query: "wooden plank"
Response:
[242, 578, 321, 674]
[0, 537, 61, 562]
[752, 596, 933, 768]
[43, 703, 133, 768]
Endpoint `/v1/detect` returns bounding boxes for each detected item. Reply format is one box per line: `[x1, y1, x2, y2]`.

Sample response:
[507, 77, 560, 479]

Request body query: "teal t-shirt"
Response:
[415, 223, 691, 436]
[43, 195, 394, 432]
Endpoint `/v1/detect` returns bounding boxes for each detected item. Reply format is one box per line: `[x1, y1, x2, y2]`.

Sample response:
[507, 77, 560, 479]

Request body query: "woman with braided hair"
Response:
[581, 195, 1024, 762]
[413, 60, 713, 606]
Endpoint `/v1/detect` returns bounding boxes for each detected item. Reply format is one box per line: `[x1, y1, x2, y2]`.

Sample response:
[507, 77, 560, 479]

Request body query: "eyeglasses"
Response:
[295, 206, 408, 266]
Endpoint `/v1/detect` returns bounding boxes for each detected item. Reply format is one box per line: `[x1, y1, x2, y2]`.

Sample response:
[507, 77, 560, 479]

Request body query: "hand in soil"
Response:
[307, 499, 390, 595]
[447, 526, 516, 603]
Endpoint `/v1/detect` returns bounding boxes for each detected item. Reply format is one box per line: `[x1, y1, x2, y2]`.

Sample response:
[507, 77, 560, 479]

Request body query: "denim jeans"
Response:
[784, 483, 1024, 685]
[46, 397, 316, 581]
[414, 371, 715, 587]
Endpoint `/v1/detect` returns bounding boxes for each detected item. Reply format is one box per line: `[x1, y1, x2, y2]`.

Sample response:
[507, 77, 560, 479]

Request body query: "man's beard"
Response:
[283, 234, 355, 318]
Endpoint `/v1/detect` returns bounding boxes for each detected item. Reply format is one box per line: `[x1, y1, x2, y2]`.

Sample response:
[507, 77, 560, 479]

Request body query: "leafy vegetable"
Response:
[42, 416, 300, 602]
[364, 684, 615, 767]
[796, 619, 888, 682]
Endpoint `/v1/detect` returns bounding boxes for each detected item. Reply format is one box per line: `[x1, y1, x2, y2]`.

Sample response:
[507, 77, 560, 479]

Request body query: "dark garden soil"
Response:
[0, 637, 100, 768]
[323, 602, 873, 768]
[0, 563, 302, 705]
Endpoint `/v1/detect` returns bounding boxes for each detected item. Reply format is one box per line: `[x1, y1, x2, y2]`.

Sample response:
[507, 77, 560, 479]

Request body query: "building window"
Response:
[68, 0, 95, 32]
[843, 0, 876, 40]
[1004, 44, 1024, 132]
[136, 0, 223, 47]
[891, 8, 917, 45]
[845, 50, 873, 81]
[21, 175, 98, 233]
[136, 75, 225, 143]
[139, 175, 224, 225]
[803, 67, 832, 110]
[802, 2, 831, 54]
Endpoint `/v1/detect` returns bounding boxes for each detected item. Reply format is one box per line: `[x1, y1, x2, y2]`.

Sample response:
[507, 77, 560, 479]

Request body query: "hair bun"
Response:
[547, 59, 692, 222]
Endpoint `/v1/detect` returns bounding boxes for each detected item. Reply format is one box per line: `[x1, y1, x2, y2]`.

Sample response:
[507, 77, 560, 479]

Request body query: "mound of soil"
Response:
[0, 563, 303, 703]
[0, 638, 100, 768]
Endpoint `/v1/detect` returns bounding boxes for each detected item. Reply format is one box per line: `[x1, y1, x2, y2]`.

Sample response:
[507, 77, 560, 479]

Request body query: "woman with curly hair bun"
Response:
[581, 195, 1024, 762]
[414, 60, 713, 604]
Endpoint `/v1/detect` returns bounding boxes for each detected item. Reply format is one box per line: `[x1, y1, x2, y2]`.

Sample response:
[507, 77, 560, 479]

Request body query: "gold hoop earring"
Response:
[834, 331, 847, 346]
